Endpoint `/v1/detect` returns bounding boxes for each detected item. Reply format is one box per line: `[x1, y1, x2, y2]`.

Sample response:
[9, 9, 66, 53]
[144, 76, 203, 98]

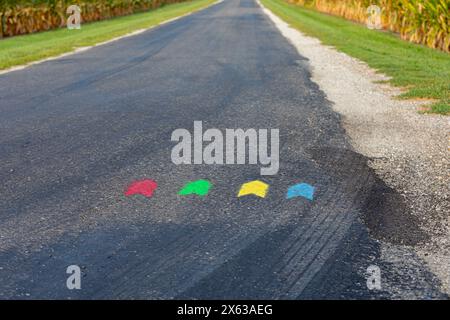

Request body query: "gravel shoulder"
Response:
[258, 0, 450, 294]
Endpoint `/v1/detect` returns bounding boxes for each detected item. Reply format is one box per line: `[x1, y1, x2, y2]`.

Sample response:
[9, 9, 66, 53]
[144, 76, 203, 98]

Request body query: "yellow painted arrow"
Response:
[237, 180, 269, 198]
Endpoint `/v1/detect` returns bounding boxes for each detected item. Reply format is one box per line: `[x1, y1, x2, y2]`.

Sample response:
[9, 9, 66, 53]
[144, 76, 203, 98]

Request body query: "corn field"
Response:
[0, 0, 188, 38]
[289, 0, 450, 52]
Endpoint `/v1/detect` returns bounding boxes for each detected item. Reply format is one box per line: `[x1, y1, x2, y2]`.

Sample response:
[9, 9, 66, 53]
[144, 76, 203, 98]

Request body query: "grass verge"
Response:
[0, 0, 215, 71]
[260, 0, 450, 115]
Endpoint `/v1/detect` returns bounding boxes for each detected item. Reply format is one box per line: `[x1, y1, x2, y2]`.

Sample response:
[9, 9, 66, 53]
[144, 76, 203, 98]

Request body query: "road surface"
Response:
[0, 0, 446, 299]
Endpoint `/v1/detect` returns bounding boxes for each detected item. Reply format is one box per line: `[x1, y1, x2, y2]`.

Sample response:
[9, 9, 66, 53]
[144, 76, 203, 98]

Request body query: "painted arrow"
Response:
[237, 180, 269, 198]
[286, 183, 315, 201]
[178, 179, 212, 196]
[124, 179, 158, 198]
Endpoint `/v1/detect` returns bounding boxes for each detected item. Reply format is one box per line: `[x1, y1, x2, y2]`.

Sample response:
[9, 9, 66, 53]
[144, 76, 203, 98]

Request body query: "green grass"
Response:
[260, 0, 450, 115]
[0, 0, 215, 70]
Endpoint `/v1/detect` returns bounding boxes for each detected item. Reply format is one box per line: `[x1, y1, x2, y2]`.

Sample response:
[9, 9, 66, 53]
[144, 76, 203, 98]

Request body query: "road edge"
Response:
[257, 0, 450, 296]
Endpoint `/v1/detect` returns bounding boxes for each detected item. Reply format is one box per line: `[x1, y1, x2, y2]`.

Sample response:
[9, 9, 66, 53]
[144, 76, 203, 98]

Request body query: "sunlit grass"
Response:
[261, 0, 450, 114]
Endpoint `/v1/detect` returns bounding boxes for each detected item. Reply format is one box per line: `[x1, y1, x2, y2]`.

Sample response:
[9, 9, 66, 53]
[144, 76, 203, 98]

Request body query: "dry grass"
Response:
[290, 0, 450, 52]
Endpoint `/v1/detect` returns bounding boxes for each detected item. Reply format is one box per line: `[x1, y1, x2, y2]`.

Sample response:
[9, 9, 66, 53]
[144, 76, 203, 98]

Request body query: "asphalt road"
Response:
[0, 0, 446, 299]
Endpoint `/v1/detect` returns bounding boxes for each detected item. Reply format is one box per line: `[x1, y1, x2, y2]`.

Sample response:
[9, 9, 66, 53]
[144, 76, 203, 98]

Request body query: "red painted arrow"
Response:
[124, 179, 158, 198]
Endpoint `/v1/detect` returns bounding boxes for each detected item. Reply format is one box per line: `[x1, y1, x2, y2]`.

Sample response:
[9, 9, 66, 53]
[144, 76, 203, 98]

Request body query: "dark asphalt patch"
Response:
[363, 174, 429, 246]
[308, 147, 428, 246]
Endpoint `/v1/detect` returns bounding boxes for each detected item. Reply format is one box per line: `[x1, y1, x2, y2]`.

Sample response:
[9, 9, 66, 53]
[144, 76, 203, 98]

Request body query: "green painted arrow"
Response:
[178, 179, 212, 197]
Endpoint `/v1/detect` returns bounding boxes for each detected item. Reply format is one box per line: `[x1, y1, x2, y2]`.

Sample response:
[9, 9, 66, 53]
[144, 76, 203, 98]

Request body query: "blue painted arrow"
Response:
[286, 183, 315, 201]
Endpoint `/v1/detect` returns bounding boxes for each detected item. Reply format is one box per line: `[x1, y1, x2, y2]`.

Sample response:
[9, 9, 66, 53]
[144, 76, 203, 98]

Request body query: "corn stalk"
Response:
[0, 0, 189, 37]
[289, 0, 450, 52]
